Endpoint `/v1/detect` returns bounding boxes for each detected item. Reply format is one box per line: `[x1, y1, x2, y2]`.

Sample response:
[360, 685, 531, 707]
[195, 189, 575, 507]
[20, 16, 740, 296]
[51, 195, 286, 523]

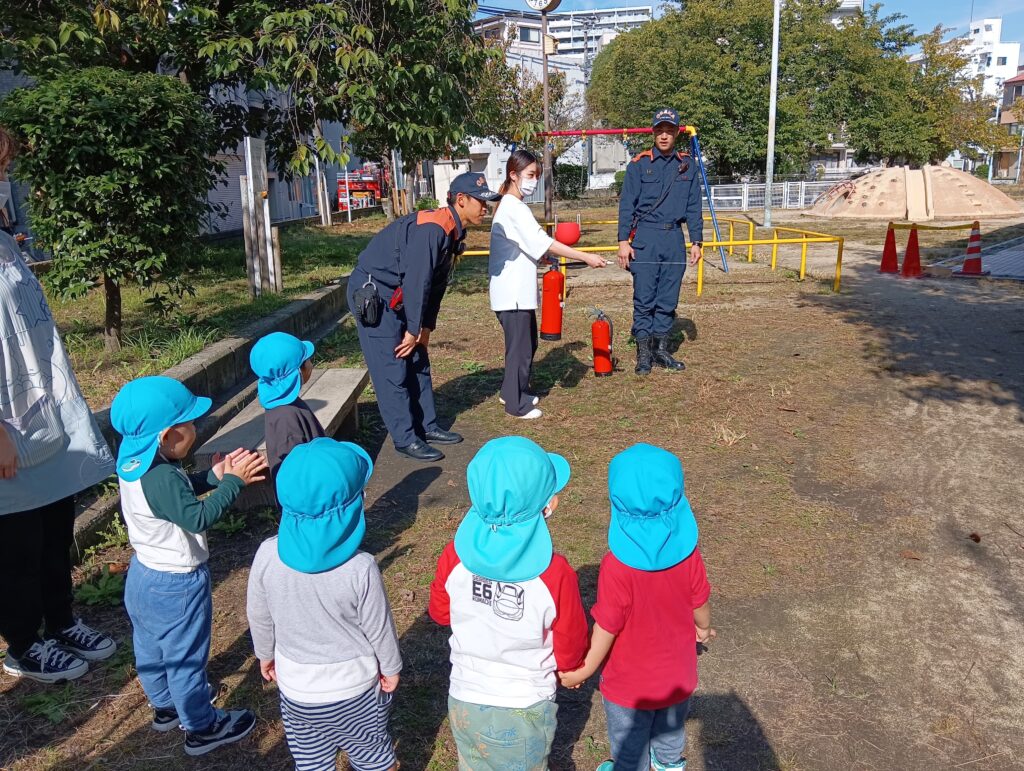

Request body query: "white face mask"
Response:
[519, 177, 539, 196]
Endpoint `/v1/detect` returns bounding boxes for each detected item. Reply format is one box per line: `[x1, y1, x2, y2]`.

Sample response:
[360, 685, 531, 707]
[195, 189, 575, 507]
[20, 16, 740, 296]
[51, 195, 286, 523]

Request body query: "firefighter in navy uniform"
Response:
[347, 172, 499, 462]
[617, 108, 704, 375]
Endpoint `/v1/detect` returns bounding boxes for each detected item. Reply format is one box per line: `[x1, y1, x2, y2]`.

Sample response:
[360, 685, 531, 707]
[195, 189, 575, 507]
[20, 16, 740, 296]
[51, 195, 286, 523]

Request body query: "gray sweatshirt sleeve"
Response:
[246, 543, 276, 661]
[358, 559, 403, 676]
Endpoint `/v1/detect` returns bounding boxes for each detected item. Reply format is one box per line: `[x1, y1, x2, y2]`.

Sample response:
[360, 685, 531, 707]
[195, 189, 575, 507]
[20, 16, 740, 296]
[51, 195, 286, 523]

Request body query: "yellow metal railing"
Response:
[888, 221, 977, 232]
[460, 224, 843, 296]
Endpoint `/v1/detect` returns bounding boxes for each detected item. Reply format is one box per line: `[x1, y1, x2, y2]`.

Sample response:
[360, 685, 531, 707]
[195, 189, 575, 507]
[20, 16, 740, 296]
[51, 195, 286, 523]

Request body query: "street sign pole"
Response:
[542, 9, 553, 231]
[764, 0, 781, 228]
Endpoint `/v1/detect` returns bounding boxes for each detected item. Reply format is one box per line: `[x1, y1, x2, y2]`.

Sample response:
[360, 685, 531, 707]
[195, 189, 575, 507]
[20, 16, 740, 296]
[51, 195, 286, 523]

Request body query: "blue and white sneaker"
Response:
[50, 618, 116, 661]
[2, 639, 89, 683]
[151, 683, 220, 731]
[650, 748, 687, 770]
[184, 708, 256, 756]
[596, 762, 614, 771]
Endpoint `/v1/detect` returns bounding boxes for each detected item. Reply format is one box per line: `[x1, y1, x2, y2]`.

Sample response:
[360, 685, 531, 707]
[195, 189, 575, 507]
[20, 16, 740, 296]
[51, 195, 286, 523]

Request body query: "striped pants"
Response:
[280, 687, 396, 771]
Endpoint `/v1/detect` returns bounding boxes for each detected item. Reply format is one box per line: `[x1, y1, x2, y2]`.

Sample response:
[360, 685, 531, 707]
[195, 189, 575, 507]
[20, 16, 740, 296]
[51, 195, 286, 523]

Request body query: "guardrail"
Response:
[463, 223, 845, 296]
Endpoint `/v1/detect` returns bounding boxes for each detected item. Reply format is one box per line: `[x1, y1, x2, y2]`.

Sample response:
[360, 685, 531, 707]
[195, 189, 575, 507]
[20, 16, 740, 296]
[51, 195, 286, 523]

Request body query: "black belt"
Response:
[636, 222, 681, 231]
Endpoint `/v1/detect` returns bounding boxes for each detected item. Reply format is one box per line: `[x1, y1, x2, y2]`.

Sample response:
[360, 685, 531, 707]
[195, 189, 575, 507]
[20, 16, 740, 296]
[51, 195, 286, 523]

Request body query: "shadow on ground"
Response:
[811, 264, 1024, 416]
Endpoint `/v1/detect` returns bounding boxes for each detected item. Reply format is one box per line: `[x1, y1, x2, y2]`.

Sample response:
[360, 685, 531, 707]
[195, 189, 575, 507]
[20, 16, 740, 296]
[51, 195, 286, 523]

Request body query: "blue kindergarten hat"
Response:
[110, 376, 212, 482]
[250, 332, 315, 409]
[652, 107, 680, 128]
[276, 438, 372, 573]
[608, 444, 698, 571]
[454, 436, 570, 583]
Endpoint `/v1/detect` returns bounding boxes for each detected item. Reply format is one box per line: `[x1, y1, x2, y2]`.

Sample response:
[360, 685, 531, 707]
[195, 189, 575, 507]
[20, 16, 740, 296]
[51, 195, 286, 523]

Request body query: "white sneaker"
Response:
[499, 395, 540, 407]
[512, 408, 543, 420]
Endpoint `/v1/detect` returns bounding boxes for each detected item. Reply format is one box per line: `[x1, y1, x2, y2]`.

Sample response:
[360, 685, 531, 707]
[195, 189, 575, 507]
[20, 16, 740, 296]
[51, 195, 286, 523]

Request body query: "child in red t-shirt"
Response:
[559, 444, 715, 771]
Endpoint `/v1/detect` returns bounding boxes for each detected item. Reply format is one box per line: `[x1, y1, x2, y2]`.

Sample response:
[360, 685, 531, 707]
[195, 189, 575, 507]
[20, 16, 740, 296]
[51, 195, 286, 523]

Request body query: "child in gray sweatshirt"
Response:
[246, 438, 402, 771]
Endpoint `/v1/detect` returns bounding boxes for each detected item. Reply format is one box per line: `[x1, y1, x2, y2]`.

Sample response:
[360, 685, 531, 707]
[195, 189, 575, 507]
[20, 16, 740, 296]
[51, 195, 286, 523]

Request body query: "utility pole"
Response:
[989, 79, 1003, 184]
[764, 0, 781, 228]
[1015, 129, 1024, 184]
[542, 9, 553, 229]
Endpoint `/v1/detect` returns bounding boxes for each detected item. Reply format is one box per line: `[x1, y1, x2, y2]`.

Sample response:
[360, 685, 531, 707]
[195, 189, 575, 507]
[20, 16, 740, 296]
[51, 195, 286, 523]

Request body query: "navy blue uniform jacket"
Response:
[353, 206, 466, 337]
[617, 149, 704, 245]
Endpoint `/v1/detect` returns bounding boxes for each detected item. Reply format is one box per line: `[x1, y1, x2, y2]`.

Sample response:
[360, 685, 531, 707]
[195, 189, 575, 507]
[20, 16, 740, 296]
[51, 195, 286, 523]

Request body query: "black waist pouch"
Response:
[353, 275, 384, 327]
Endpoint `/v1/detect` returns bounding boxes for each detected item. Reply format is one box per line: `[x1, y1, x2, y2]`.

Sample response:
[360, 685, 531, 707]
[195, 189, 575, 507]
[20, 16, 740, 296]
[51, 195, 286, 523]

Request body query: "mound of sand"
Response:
[807, 166, 1023, 221]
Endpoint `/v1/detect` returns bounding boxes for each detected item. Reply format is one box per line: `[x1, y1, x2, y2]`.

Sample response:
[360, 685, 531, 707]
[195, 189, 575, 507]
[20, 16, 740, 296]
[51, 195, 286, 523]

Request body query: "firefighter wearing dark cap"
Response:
[347, 172, 499, 462]
[617, 107, 704, 374]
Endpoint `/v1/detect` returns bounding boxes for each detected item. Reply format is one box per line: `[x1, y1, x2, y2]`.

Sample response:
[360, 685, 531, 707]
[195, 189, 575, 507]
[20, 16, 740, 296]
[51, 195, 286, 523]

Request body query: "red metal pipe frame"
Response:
[536, 127, 697, 137]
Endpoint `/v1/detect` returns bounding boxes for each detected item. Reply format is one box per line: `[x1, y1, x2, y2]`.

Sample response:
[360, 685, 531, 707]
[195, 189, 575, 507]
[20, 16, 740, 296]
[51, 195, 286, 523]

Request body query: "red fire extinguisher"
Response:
[540, 263, 564, 341]
[591, 308, 614, 377]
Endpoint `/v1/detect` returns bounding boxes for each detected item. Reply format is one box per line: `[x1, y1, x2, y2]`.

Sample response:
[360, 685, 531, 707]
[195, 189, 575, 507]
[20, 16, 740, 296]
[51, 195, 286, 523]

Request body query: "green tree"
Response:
[587, 0, 1002, 174]
[0, 1, 488, 174]
[0, 67, 220, 351]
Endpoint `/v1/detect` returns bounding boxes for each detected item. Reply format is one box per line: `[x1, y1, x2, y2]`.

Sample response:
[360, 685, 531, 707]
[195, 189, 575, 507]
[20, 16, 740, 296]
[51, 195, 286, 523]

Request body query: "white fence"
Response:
[702, 181, 835, 211]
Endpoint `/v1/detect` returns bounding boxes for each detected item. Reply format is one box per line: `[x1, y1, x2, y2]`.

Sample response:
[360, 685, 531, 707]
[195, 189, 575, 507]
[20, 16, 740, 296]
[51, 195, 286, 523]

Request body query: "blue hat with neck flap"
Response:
[250, 332, 315, 409]
[454, 436, 570, 583]
[276, 438, 372, 573]
[607, 444, 697, 571]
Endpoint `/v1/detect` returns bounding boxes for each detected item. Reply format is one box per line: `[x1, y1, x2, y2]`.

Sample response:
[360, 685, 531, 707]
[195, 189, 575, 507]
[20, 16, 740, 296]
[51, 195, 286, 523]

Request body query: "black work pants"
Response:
[0, 496, 76, 658]
[497, 309, 538, 417]
[348, 273, 440, 448]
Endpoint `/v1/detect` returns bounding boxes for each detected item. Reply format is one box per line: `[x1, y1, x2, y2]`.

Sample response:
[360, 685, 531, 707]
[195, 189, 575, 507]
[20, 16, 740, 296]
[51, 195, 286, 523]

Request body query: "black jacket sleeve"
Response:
[617, 162, 642, 242]
[685, 170, 705, 244]
[401, 224, 445, 337]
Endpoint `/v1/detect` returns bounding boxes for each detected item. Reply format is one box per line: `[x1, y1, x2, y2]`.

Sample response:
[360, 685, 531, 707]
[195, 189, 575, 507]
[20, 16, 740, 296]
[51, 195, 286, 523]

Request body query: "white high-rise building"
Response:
[831, 0, 864, 26]
[963, 18, 1021, 98]
[545, 6, 653, 63]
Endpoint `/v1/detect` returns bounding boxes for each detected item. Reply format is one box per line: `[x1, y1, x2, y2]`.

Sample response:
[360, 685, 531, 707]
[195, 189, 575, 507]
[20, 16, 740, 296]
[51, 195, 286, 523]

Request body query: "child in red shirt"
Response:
[559, 444, 715, 771]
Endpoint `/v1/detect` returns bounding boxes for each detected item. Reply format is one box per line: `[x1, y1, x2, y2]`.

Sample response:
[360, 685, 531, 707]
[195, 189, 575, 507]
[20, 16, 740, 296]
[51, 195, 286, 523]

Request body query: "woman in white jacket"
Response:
[489, 150, 605, 419]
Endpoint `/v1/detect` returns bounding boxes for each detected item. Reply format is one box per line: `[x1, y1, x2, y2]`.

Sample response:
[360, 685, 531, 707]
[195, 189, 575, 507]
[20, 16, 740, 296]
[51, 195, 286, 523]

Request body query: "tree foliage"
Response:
[0, 67, 219, 350]
[468, 29, 578, 160]
[0, 1, 488, 173]
[587, 0, 1001, 173]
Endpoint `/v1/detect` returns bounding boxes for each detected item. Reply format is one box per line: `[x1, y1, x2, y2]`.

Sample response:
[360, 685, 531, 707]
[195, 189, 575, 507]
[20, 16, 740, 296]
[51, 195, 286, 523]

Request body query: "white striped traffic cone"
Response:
[953, 221, 990, 278]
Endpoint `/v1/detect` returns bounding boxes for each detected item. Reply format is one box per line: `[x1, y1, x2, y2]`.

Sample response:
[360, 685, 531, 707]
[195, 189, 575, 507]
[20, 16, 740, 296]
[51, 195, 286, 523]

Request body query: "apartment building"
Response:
[964, 18, 1021, 99]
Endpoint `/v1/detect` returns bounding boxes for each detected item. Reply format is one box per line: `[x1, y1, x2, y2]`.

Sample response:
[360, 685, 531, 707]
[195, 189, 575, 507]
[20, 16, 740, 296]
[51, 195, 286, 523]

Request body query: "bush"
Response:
[611, 170, 627, 195]
[416, 196, 440, 210]
[554, 163, 587, 200]
[0, 67, 220, 351]
[973, 164, 989, 179]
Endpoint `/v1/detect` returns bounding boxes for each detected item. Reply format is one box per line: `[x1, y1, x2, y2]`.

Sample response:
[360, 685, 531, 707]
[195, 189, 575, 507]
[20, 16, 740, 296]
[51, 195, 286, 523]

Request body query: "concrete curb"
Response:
[73, 276, 353, 561]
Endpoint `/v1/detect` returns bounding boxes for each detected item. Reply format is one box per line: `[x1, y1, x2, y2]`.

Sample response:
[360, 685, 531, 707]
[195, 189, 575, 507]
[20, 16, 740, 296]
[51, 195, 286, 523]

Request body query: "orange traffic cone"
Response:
[953, 220, 990, 278]
[900, 227, 923, 279]
[879, 224, 899, 274]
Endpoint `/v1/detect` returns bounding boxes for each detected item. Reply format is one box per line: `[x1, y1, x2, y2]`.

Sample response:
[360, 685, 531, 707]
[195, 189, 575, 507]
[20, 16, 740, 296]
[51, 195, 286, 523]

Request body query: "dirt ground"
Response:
[3, 219, 1024, 770]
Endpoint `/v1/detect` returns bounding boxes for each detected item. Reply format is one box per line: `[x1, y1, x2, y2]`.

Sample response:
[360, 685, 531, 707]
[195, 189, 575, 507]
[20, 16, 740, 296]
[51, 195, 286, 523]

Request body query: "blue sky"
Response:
[549, 0, 1024, 44]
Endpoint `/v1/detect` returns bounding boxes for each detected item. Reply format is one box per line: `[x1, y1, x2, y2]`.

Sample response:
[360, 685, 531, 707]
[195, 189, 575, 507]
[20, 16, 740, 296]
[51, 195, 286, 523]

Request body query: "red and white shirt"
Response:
[429, 542, 588, 708]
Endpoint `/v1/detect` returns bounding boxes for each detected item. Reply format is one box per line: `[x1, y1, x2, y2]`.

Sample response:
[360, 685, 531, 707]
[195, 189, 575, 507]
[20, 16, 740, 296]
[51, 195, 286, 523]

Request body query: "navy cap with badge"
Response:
[448, 172, 501, 202]
[652, 107, 680, 128]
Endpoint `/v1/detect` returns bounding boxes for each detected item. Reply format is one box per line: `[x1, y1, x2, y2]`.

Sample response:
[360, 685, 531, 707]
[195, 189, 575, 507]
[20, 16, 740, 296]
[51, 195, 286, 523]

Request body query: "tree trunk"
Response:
[102, 274, 122, 353]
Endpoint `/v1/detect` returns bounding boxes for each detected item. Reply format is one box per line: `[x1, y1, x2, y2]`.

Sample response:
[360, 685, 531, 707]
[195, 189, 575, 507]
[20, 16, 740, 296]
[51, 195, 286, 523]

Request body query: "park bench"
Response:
[194, 367, 369, 510]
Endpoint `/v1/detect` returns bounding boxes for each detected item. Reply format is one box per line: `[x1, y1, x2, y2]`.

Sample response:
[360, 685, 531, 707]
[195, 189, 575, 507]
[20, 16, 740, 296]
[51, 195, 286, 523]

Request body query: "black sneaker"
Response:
[151, 682, 219, 732]
[50, 618, 116, 661]
[2, 639, 89, 683]
[184, 708, 256, 756]
[152, 706, 181, 732]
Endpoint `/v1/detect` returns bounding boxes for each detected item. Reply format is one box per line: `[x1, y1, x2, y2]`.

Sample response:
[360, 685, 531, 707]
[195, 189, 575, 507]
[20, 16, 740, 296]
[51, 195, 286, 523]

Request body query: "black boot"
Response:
[635, 336, 653, 375]
[652, 336, 685, 371]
